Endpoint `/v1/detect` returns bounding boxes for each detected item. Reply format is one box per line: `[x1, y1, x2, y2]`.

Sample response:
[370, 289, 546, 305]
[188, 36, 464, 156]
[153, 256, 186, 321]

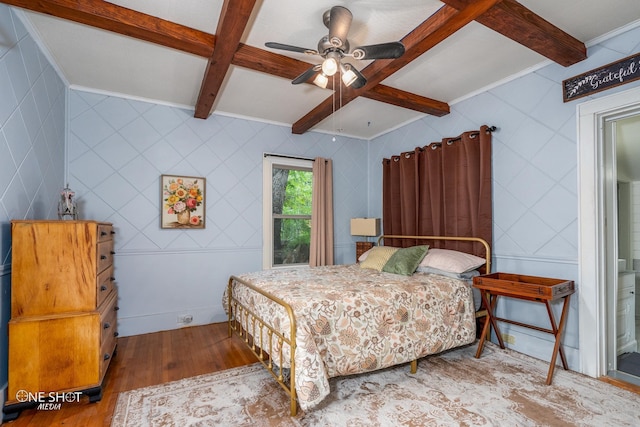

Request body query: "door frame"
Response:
[577, 84, 640, 377]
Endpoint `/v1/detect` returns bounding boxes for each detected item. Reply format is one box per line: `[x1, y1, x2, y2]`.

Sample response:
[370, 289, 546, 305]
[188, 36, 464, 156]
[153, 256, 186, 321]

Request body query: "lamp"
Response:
[350, 218, 380, 261]
[313, 73, 329, 88]
[340, 62, 357, 87]
[312, 51, 366, 89]
[321, 53, 339, 76]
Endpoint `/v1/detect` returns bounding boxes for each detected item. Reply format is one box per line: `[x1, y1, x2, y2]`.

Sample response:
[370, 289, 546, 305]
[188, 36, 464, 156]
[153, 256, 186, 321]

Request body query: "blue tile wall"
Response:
[0, 5, 66, 399]
[67, 89, 369, 336]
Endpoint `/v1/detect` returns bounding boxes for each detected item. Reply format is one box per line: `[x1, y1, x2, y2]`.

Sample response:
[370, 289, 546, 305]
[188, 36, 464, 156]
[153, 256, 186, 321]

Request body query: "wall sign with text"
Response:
[562, 52, 640, 102]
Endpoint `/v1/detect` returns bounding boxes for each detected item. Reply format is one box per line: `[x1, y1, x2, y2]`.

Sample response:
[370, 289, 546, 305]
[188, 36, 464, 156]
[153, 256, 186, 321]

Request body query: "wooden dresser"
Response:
[4, 220, 118, 421]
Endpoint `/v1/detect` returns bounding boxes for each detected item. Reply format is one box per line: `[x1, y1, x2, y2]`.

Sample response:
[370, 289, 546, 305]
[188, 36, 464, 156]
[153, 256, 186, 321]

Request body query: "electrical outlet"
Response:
[178, 314, 193, 324]
[501, 333, 516, 344]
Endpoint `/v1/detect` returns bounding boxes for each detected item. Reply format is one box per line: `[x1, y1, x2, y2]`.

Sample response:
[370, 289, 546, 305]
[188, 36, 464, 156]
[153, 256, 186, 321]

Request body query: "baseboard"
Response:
[117, 305, 225, 337]
[489, 327, 580, 373]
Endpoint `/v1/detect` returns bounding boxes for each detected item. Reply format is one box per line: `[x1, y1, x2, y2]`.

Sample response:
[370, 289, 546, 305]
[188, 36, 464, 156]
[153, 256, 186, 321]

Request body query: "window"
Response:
[263, 156, 313, 269]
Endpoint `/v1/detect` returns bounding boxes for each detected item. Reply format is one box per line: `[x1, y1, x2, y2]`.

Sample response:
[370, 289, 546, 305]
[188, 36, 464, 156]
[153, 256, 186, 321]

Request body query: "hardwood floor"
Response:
[5, 322, 639, 426]
[4, 323, 258, 427]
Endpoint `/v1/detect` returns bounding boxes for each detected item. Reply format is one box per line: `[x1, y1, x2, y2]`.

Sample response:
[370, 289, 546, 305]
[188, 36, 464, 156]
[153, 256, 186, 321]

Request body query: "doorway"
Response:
[577, 84, 640, 386]
[602, 113, 640, 384]
[608, 113, 640, 381]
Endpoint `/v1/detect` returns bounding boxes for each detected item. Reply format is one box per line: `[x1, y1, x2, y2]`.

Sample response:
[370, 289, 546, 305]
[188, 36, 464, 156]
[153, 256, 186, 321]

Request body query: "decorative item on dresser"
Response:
[350, 217, 380, 261]
[3, 220, 118, 422]
[57, 183, 78, 220]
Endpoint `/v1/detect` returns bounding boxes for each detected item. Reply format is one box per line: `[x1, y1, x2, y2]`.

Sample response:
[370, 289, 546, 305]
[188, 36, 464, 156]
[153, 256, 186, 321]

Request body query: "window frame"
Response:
[262, 155, 313, 269]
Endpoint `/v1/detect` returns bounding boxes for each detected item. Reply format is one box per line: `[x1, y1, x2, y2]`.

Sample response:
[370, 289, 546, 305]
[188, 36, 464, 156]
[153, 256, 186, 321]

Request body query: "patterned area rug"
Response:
[111, 342, 640, 426]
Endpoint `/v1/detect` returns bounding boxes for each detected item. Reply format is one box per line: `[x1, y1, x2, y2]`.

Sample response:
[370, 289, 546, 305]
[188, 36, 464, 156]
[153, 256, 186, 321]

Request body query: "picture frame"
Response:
[161, 175, 206, 229]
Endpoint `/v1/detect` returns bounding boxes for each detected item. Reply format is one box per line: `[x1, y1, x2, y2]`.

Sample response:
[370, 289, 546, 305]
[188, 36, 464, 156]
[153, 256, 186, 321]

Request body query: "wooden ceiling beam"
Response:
[364, 85, 450, 117]
[2, 0, 215, 57]
[194, 0, 257, 119]
[234, 44, 450, 116]
[292, 0, 501, 135]
[4, 0, 588, 134]
[441, 0, 586, 66]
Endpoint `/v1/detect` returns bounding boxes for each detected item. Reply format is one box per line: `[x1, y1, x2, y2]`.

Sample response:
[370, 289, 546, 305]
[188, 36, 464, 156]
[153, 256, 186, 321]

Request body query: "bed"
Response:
[225, 235, 491, 415]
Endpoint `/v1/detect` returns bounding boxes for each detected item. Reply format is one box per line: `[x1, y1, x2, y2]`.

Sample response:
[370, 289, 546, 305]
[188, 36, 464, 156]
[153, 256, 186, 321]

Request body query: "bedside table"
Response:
[473, 272, 575, 385]
[355, 241, 374, 262]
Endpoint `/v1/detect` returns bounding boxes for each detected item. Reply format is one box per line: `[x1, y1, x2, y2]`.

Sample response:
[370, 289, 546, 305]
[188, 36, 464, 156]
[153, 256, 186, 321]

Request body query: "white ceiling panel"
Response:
[12, 0, 640, 139]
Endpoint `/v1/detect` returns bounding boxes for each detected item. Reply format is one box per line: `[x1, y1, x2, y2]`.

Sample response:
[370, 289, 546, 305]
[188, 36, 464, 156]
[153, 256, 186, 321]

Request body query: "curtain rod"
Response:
[264, 153, 315, 161]
[441, 125, 497, 144]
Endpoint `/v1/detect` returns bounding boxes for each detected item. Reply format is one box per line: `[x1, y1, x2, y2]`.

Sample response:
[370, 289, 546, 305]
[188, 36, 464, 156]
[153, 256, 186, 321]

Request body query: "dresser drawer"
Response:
[100, 292, 118, 346]
[97, 266, 115, 308]
[99, 292, 118, 379]
[97, 239, 114, 273]
[8, 311, 103, 401]
[98, 224, 114, 243]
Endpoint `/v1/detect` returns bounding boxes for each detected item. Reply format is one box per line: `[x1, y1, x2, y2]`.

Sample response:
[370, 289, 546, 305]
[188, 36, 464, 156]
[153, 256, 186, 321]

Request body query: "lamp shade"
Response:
[350, 218, 380, 237]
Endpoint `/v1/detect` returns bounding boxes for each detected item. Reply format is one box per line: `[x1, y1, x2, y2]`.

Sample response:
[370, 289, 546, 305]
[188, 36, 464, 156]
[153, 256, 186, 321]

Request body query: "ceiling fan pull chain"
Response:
[332, 74, 337, 141]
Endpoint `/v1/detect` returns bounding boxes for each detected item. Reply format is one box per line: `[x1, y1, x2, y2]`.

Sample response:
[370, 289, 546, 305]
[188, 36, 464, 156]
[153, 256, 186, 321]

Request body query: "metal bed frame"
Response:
[227, 235, 491, 416]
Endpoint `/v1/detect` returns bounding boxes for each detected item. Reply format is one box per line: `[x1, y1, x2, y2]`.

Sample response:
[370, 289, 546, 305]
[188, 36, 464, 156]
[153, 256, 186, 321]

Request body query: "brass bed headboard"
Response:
[377, 234, 491, 274]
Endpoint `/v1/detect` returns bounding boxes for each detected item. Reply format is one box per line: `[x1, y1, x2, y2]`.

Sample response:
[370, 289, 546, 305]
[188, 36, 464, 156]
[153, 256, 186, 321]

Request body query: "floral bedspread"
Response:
[226, 264, 476, 410]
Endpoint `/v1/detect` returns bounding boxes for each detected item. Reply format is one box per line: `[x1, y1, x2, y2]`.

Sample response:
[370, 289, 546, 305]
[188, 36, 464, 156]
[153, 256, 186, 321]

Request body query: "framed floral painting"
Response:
[161, 175, 206, 229]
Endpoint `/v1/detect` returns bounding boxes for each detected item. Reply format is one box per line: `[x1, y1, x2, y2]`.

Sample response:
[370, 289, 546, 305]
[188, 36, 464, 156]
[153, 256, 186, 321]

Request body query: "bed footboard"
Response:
[227, 275, 298, 416]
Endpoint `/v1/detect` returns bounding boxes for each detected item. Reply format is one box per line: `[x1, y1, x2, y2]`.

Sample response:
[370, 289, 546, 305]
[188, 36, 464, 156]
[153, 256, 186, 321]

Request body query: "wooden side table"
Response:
[473, 272, 575, 385]
[355, 241, 374, 262]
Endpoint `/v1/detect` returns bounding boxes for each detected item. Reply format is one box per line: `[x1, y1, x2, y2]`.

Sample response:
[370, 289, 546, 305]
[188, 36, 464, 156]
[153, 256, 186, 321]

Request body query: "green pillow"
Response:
[382, 245, 429, 275]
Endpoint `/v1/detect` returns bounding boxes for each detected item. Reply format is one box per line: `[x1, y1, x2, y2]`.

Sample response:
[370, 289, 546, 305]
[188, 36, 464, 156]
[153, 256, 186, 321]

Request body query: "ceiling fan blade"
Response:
[352, 42, 405, 60]
[347, 66, 367, 89]
[327, 6, 352, 47]
[292, 65, 321, 85]
[265, 42, 318, 55]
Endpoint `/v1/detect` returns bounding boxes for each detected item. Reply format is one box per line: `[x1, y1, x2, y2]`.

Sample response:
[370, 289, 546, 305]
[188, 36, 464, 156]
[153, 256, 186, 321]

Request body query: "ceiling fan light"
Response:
[322, 57, 338, 76]
[341, 63, 358, 87]
[313, 73, 329, 88]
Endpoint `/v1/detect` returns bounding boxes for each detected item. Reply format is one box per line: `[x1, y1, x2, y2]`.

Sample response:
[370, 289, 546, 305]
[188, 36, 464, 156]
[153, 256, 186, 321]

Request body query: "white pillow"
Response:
[416, 266, 480, 280]
[419, 248, 485, 274]
[358, 248, 373, 262]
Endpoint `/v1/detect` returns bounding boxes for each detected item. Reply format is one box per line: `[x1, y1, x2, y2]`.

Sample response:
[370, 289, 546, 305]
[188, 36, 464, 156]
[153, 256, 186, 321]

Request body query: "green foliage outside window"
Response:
[272, 168, 312, 265]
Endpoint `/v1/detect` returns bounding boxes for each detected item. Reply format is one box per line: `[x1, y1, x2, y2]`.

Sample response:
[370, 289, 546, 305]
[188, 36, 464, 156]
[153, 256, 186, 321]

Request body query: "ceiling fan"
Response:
[265, 6, 405, 90]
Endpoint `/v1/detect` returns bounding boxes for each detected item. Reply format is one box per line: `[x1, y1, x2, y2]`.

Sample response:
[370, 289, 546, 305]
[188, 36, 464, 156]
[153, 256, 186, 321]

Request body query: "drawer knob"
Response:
[114, 332, 119, 337]
[100, 255, 107, 260]
[104, 353, 110, 361]
[114, 306, 120, 311]
[101, 231, 107, 236]
[100, 285, 107, 291]
[110, 251, 116, 255]
[111, 230, 115, 235]
[110, 277, 116, 281]
[104, 322, 111, 329]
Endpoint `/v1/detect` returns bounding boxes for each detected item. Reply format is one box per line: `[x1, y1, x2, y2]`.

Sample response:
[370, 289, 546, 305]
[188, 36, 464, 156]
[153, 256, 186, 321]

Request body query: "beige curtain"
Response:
[309, 157, 334, 266]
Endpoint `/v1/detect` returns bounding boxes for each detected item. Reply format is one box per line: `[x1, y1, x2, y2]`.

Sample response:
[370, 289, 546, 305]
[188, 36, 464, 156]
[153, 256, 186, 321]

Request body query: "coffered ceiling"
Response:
[4, 0, 640, 139]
